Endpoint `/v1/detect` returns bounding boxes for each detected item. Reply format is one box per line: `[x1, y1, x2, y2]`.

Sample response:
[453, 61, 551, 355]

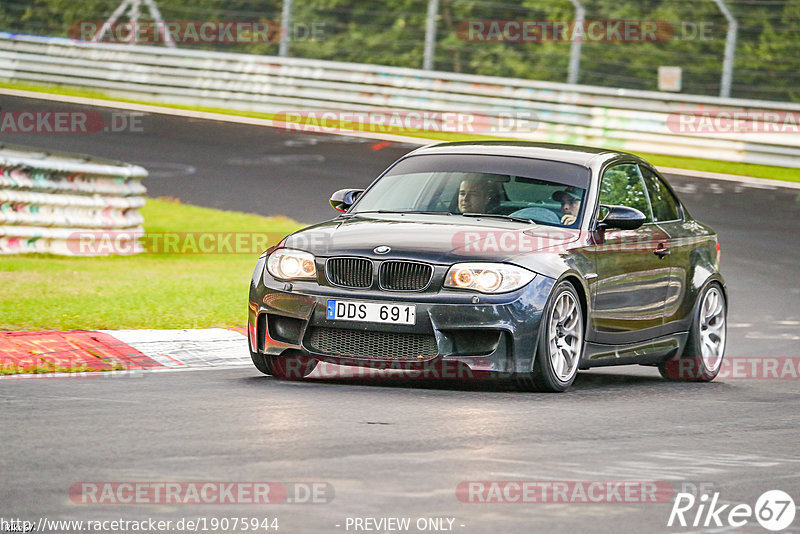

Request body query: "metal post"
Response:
[130, 0, 140, 29]
[93, 0, 175, 48]
[142, 0, 176, 48]
[567, 0, 584, 85]
[279, 0, 292, 57]
[712, 0, 738, 98]
[423, 0, 439, 70]
[92, 0, 135, 43]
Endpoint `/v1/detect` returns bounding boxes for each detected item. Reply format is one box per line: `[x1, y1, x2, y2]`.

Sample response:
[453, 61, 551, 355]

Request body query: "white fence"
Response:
[0, 143, 147, 255]
[1, 32, 800, 168]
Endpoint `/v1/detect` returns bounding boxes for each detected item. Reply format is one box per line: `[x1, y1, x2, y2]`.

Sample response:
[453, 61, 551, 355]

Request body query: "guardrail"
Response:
[1, 32, 799, 168]
[0, 142, 147, 255]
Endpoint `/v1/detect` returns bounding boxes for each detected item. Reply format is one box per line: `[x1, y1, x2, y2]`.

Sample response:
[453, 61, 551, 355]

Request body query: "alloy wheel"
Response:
[699, 286, 726, 372]
[547, 290, 583, 381]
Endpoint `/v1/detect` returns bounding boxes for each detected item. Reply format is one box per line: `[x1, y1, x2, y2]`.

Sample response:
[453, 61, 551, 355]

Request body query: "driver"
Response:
[552, 186, 582, 225]
[458, 179, 500, 214]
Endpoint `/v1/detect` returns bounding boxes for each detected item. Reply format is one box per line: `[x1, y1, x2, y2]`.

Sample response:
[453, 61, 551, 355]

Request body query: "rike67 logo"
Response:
[668, 490, 796, 531]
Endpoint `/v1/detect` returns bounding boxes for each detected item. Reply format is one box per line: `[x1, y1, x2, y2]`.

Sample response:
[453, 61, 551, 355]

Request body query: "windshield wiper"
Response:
[355, 210, 453, 215]
[460, 212, 534, 224]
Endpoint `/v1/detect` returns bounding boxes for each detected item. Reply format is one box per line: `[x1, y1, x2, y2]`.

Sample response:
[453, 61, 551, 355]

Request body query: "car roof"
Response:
[406, 141, 637, 167]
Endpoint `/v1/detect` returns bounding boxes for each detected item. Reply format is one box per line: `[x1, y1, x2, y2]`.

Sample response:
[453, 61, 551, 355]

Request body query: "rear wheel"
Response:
[659, 282, 726, 381]
[518, 281, 584, 392]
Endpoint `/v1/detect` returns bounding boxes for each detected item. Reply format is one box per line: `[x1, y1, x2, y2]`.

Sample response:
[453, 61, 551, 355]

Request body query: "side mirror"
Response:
[598, 204, 647, 230]
[330, 188, 364, 213]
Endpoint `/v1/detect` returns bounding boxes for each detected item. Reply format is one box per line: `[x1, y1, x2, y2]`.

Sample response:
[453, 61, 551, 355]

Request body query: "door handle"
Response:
[653, 243, 670, 258]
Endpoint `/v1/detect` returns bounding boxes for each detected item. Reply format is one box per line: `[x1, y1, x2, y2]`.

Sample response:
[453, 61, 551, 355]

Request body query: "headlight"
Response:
[266, 248, 317, 280]
[444, 263, 535, 293]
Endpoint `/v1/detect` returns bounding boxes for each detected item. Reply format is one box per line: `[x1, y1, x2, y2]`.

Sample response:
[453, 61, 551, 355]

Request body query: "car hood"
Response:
[282, 214, 580, 264]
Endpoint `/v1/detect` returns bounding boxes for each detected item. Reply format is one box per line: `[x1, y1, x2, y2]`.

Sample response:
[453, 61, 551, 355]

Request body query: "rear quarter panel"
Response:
[659, 218, 724, 334]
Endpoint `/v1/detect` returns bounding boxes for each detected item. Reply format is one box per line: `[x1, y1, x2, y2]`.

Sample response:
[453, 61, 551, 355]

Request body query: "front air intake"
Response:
[304, 327, 438, 360]
[326, 257, 373, 288]
[379, 261, 433, 291]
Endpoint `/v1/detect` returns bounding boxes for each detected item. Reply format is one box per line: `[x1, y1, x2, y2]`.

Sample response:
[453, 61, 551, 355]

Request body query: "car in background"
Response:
[247, 141, 727, 392]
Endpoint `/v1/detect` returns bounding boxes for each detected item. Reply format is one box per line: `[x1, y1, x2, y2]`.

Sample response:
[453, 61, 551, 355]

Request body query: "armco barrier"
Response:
[0, 143, 147, 255]
[1, 33, 799, 167]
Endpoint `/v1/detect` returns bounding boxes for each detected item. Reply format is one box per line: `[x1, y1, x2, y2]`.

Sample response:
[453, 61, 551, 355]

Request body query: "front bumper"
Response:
[248, 261, 555, 375]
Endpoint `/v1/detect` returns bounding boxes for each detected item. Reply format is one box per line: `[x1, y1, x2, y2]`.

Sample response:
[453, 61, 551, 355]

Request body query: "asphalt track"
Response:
[2, 94, 800, 533]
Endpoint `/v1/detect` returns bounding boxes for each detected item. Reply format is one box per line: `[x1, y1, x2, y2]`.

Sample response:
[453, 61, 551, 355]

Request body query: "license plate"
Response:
[326, 299, 416, 325]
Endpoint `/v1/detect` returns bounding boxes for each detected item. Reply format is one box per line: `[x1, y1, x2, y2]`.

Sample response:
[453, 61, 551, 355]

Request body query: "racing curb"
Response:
[1, 328, 484, 380]
[0, 328, 251, 377]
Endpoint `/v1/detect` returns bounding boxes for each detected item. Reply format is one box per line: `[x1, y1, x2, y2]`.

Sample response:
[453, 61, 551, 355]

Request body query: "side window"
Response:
[598, 164, 652, 222]
[640, 166, 681, 222]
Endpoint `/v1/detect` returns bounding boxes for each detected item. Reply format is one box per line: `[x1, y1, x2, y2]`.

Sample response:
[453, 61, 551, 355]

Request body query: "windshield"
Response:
[351, 155, 589, 227]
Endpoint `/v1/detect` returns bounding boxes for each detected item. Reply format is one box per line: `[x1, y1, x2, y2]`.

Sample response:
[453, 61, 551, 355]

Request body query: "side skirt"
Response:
[579, 332, 688, 369]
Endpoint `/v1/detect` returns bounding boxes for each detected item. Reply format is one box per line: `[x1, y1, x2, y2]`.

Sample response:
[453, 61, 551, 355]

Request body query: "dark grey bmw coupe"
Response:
[248, 141, 727, 392]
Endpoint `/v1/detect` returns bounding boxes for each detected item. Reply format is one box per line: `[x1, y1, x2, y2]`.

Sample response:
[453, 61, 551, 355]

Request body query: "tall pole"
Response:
[130, 0, 140, 29]
[279, 0, 292, 57]
[93, 0, 175, 48]
[712, 0, 738, 98]
[93, 0, 136, 44]
[423, 0, 439, 70]
[142, 0, 175, 47]
[567, 0, 584, 84]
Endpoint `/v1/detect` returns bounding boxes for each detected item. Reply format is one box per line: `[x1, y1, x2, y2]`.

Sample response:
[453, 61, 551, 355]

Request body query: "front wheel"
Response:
[659, 282, 726, 381]
[269, 350, 318, 379]
[249, 331, 317, 379]
[518, 281, 584, 392]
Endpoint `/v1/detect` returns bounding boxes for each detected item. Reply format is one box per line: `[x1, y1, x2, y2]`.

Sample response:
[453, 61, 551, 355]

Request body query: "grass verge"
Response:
[0, 198, 302, 330]
[2, 80, 798, 183]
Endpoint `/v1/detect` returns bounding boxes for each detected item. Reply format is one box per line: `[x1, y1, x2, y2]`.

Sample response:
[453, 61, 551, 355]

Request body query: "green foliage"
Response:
[1, 0, 798, 101]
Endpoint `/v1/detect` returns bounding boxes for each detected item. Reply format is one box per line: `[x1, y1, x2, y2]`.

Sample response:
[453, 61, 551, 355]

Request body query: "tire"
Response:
[249, 330, 317, 379]
[247, 329, 273, 375]
[269, 350, 318, 379]
[518, 281, 585, 392]
[250, 349, 274, 375]
[659, 282, 726, 382]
